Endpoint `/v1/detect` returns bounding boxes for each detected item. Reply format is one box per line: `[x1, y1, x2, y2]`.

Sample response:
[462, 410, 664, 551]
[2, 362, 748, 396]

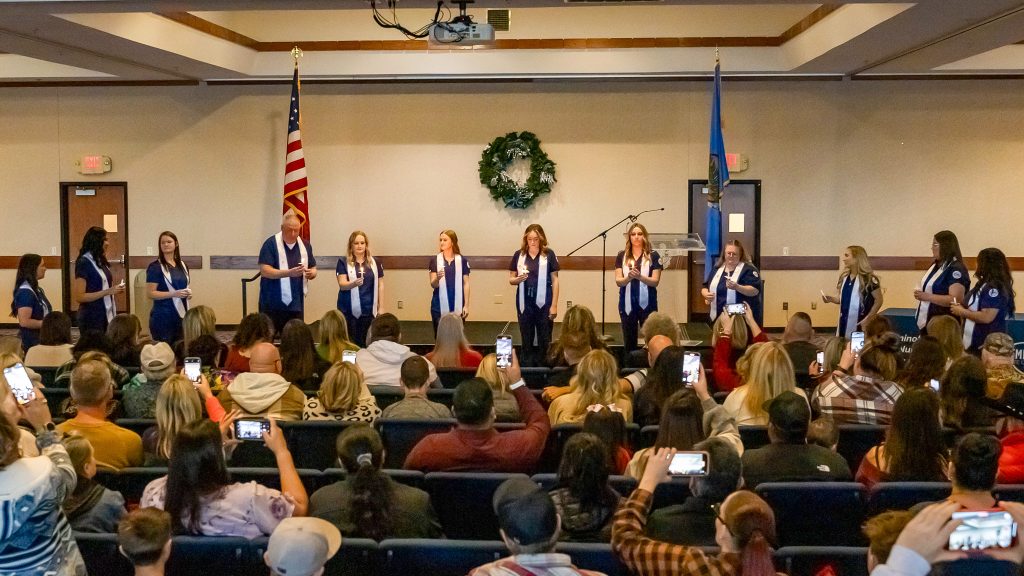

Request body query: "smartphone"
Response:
[816, 351, 825, 375]
[4, 363, 36, 405]
[947, 509, 1017, 551]
[681, 353, 701, 386]
[184, 357, 202, 383]
[929, 379, 940, 392]
[233, 419, 271, 442]
[342, 350, 357, 364]
[496, 336, 513, 369]
[725, 303, 745, 316]
[851, 331, 865, 355]
[668, 451, 710, 476]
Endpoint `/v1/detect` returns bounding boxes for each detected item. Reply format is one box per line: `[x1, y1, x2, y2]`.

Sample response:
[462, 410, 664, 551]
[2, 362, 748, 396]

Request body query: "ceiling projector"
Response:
[428, 20, 495, 47]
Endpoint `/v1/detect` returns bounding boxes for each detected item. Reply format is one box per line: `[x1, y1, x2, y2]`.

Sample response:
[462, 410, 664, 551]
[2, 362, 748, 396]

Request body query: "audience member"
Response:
[62, 433, 127, 532]
[57, 356, 143, 468]
[143, 374, 224, 466]
[264, 517, 342, 576]
[862, 314, 893, 344]
[108, 313, 145, 368]
[633, 346, 688, 428]
[621, 333, 674, 396]
[982, 332, 1023, 400]
[356, 313, 439, 387]
[711, 303, 768, 393]
[404, 351, 550, 472]
[940, 354, 998, 430]
[583, 405, 632, 474]
[623, 311, 681, 369]
[646, 437, 742, 547]
[613, 447, 780, 576]
[0, 336, 23, 360]
[927, 315, 966, 369]
[381, 356, 452, 420]
[177, 304, 222, 363]
[809, 335, 846, 389]
[896, 335, 946, 389]
[546, 305, 606, 381]
[782, 312, 820, 389]
[992, 384, 1024, 484]
[548, 432, 623, 542]
[117, 508, 172, 576]
[919, 432, 1001, 511]
[223, 313, 272, 373]
[741, 390, 851, 488]
[807, 417, 839, 451]
[723, 341, 803, 426]
[310, 425, 442, 539]
[54, 331, 131, 388]
[217, 342, 305, 421]
[814, 332, 903, 425]
[549, 349, 632, 425]
[863, 510, 915, 572]
[141, 418, 307, 537]
[475, 353, 520, 422]
[315, 309, 359, 365]
[856, 387, 948, 490]
[123, 342, 177, 418]
[303, 362, 380, 422]
[470, 477, 604, 576]
[280, 319, 332, 392]
[426, 313, 483, 368]
[24, 310, 74, 367]
[187, 334, 227, 388]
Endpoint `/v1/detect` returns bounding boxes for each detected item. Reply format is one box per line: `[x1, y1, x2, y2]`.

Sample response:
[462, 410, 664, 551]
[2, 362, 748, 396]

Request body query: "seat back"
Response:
[738, 425, 770, 451]
[556, 543, 630, 576]
[775, 546, 869, 576]
[281, 420, 361, 469]
[115, 418, 156, 438]
[436, 368, 478, 388]
[164, 536, 254, 575]
[30, 366, 60, 387]
[380, 539, 506, 576]
[75, 532, 133, 576]
[867, 482, 952, 515]
[376, 418, 455, 469]
[993, 484, 1024, 503]
[755, 482, 867, 547]
[40, 387, 72, 417]
[95, 467, 166, 506]
[835, 424, 887, 471]
[425, 472, 529, 540]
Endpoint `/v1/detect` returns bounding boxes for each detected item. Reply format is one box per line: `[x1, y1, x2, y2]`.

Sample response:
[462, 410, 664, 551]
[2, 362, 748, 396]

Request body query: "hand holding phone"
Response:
[496, 336, 513, 369]
[725, 303, 746, 316]
[681, 353, 700, 386]
[4, 363, 36, 405]
[233, 419, 271, 442]
[668, 451, 710, 476]
[184, 357, 202, 384]
[816, 351, 825, 376]
[947, 509, 1018, 551]
[851, 331, 865, 355]
[342, 350, 357, 364]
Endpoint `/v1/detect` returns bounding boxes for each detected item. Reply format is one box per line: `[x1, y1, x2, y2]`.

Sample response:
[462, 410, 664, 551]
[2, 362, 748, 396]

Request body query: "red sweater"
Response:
[998, 432, 1024, 484]
[404, 385, 550, 473]
[712, 331, 769, 392]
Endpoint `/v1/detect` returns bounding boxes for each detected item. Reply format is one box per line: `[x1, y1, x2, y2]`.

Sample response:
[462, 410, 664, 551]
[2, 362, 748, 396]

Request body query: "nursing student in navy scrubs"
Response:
[914, 230, 969, 334]
[701, 239, 762, 326]
[337, 230, 384, 347]
[508, 223, 560, 367]
[429, 229, 471, 335]
[614, 222, 662, 355]
[11, 253, 52, 349]
[146, 230, 191, 344]
[822, 245, 883, 338]
[951, 247, 1016, 354]
[74, 226, 124, 333]
[258, 211, 318, 335]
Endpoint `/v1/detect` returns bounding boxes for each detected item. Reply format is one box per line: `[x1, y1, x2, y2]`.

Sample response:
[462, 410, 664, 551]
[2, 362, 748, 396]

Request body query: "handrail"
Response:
[241, 272, 260, 317]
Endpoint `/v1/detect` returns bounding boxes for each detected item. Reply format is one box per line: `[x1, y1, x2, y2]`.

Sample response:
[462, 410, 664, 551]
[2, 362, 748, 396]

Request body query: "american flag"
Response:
[282, 63, 310, 242]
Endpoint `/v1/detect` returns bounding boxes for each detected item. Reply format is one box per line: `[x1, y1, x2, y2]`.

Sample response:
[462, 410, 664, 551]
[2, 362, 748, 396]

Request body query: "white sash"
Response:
[916, 262, 946, 330]
[83, 253, 114, 322]
[708, 262, 744, 321]
[348, 257, 379, 319]
[275, 232, 308, 306]
[436, 253, 463, 314]
[962, 284, 983, 349]
[160, 260, 190, 319]
[517, 251, 548, 314]
[843, 275, 862, 338]
[17, 281, 50, 317]
[622, 252, 651, 315]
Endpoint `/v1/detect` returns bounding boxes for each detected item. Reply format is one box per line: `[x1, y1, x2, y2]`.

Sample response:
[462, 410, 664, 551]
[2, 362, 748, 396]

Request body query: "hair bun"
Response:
[356, 453, 373, 467]
[874, 332, 901, 351]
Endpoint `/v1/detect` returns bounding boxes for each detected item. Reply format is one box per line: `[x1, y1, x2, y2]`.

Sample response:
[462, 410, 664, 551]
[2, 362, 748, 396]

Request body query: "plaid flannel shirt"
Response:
[814, 373, 903, 425]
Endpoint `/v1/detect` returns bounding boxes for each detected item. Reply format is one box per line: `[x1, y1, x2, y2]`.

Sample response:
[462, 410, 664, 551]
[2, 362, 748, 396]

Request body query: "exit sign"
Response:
[78, 155, 111, 175]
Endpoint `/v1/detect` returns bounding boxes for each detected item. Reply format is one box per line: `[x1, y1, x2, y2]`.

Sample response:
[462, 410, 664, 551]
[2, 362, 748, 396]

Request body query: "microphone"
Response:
[632, 207, 665, 221]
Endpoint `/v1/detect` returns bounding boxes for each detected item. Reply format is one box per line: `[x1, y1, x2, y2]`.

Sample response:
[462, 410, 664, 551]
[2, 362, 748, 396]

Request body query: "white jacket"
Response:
[355, 340, 438, 387]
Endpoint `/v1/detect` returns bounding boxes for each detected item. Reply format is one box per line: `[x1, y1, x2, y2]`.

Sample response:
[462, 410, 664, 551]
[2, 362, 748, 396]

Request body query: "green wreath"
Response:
[479, 131, 557, 209]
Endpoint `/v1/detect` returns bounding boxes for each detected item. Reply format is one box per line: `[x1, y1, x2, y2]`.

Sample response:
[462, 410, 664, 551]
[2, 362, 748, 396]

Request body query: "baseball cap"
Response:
[983, 333, 1015, 357]
[140, 342, 176, 379]
[265, 518, 342, 576]
[763, 390, 811, 437]
[492, 477, 558, 546]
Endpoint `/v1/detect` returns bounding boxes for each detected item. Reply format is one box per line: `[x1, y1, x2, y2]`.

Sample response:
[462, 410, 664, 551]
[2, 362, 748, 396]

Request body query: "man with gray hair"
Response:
[259, 210, 318, 334]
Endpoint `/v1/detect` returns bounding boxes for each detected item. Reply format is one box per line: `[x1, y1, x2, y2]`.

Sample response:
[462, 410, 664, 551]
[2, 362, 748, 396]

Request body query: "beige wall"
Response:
[0, 80, 1020, 329]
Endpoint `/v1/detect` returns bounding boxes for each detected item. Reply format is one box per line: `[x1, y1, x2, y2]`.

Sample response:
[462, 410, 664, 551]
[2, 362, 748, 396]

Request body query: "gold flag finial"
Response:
[291, 46, 303, 64]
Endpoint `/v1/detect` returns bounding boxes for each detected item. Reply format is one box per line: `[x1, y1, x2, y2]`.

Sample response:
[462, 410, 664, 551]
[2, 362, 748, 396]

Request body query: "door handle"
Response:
[112, 254, 125, 265]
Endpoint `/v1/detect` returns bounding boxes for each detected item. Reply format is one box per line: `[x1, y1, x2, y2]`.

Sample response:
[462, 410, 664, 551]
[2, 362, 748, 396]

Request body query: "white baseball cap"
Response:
[265, 517, 342, 576]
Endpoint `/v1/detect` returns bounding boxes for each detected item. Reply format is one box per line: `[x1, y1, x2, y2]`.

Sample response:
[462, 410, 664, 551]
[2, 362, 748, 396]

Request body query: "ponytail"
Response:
[337, 424, 393, 540]
[722, 491, 777, 576]
[740, 529, 775, 576]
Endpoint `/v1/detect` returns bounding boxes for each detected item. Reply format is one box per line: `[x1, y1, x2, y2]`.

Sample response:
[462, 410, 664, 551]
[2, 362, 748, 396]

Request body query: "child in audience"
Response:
[62, 434, 127, 532]
[548, 432, 622, 542]
[118, 507, 172, 575]
[582, 404, 631, 474]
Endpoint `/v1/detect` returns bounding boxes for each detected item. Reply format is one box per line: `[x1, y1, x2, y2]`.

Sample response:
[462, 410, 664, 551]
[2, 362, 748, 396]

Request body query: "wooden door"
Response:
[687, 180, 760, 322]
[61, 183, 129, 318]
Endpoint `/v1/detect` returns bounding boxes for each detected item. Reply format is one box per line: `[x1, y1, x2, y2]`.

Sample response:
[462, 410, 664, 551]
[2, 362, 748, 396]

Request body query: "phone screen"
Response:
[4, 363, 36, 405]
[929, 379, 941, 392]
[726, 303, 745, 316]
[496, 336, 513, 369]
[816, 351, 825, 375]
[851, 331, 865, 354]
[681, 353, 700, 386]
[947, 509, 1017, 551]
[342, 350, 357, 364]
[669, 451, 709, 476]
[184, 357, 202, 383]
[234, 419, 271, 442]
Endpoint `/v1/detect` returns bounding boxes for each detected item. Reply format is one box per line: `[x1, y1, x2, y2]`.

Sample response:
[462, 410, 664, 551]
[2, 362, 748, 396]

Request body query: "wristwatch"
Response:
[509, 379, 526, 391]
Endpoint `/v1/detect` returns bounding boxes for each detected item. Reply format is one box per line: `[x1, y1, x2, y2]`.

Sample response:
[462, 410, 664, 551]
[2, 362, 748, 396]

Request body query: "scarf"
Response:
[622, 252, 651, 315]
[708, 262, 745, 321]
[436, 253, 464, 314]
[275, 231, 308, 306]
[82, 253, 114, 322]
[842, 274, 862, 338]
[348, 257, 379, 319]
[916, 261, 947, 330]
[517, 251, 548, 313]
[160, 260, 190, 319]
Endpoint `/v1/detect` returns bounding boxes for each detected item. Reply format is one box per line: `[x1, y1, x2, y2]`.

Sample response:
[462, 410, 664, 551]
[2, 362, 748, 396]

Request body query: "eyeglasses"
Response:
[710, 503, 731, 534]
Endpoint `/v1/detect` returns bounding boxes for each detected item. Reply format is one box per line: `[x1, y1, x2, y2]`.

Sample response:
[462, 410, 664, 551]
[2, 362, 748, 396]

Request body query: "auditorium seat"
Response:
[76, 533, 256, 576]
[40, 387, 71, 417]
[95, 467, 166, 505]
[835, 424, 887, 472]
[867, 482, 951, 515]
[755, 482, 867, 547]
[522, 367, 563, 389]
[115, 418, 155, 438]
[530, 474, 638, 499]
[436, 368, 477, 388]
[280, 420, 363, 469]
[29, 365, 59, 387]
[650, 478, 692, 510]
[368, 385, 405, 411]
[539, 422, 640, 473]
[555, 542, 631, 576]
[322, 468, 426, 490]
[738, 425, 770, 451]
[379, 539, 506, 576]
[774, 546, 869, 576]
[993, 484, 1024, 503]
[376, 418, 455, 469]
[638, 425, 658, 449]
[425, 472, 529, 540]
[74, 532, 133, 576]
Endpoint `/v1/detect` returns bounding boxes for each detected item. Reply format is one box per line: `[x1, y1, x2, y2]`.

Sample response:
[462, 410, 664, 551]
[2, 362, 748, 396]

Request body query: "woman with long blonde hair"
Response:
[316, 309, 358, 364]
[476, 353, 520, 422]
[614, 222, 663, 355]
[722, 341, 801, 426]
[149, 375, 203, 466]
[303, 362, 380, 422]
[823, 245, 883, 338]
[548, 349, 631, 425]
[429, 229, 471, 335]
[337, 230, 384, 347]
[426, 313, 482, 368]
[508, 223, 560, 366]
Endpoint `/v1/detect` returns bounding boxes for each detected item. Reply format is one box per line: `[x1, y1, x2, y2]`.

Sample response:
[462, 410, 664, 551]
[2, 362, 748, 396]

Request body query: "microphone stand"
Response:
[566, 208, 664, 340]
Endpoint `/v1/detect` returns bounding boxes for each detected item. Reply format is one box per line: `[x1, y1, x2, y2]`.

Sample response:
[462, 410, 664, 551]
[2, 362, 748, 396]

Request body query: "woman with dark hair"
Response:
[952, 247, 1016, 354]
[223, 313, 272, 373]
[509, 223, 560, 366]
[633, 346, 687, 428]
[24, 311, 75, 367]
[914, 230, 969, 332]
[583, 404, 632, 474]
[309, 424, 441, 539]
[107, 313, 143, 368]
[146, 231, 191, 344]
[280, 319, 331, 391]
[896, 335, 946, 389]
[856, 387, 948, 490]
[815, 332, 903, 425]
[337, 230, 384, 347]
[614, 447, 779, 576]
[140, 418, 307, 537]
[615, 222, 663, 355]
[10, 253, 52, 349]
[940, 355, 998, 430]
[549, 432, 623, 542]
[429, 229, 471, 335]
[74, 226, 124, 333]
[822, 245, 883, 338]
[701, 239, 763, 325]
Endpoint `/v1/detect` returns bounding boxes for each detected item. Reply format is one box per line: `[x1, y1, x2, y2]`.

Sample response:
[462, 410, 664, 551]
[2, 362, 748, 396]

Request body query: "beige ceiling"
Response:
[0, 1, 1022, 83]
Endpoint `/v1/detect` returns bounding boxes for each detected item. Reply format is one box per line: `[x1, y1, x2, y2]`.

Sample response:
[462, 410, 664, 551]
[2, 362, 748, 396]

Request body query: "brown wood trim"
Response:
[209, 254, 686, 271]
[778, 4, 841, 44]
[157, 12, 259, 49]
[0, 81, 199, 88]
[852, 74, 1024, 81]
[0, 256, 61, 269]
[127, 256, 203, 270]
[760, 256, 839, 270]
[257, 40, 428, 52]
